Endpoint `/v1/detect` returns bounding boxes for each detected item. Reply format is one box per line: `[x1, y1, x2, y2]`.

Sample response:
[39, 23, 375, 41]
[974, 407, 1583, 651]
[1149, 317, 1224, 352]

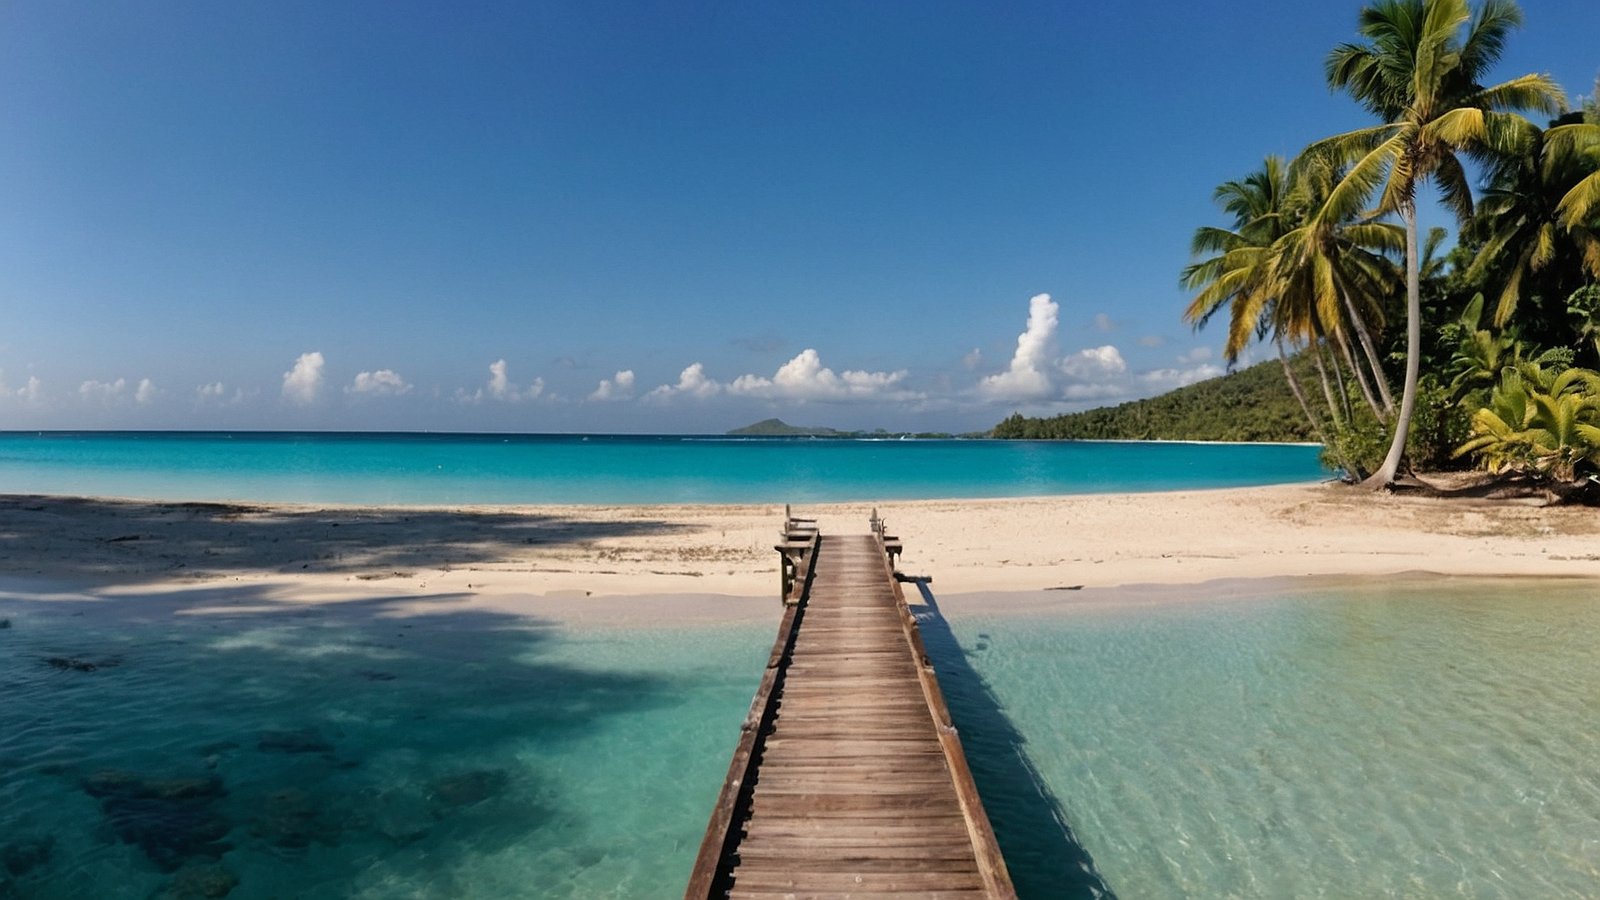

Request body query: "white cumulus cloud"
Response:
[488, 359, 512, 399]
[1177, 346, 1213, 364]
[282, 352, 325, 405]
[348, 369, 412, 396]
[646, 363, 721, 401]
[134, 378, 158, 405]
[589, 369, 636, 401]
[978, 293, 1058, 401]
[728, 349, 911, 401]
[80, 378, 127, 404]
[196, 382, 248, 405]
[1139, 363, 1224, 392]
[460, 359, 544, 404]
[1059, 345, 1127, 379]
[0, 371, 43, 405]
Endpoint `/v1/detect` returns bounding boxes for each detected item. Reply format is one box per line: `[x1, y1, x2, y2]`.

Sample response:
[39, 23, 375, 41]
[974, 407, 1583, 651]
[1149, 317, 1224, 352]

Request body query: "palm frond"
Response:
[1413, 0, 1470, 115]
[1458, 0, 1521, 81]
[1555, 169, 1600, 230]
[1318, 128, 1411, 222]
[1425, 106, 1486, 147]
[1428, 153, 1473, 225]
[1471, 74, 1567, 117]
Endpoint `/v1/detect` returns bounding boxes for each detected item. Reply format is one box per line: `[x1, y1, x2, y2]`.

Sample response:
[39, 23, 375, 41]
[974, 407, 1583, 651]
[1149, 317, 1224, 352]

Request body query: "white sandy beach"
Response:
[1, 482, 1596, 624]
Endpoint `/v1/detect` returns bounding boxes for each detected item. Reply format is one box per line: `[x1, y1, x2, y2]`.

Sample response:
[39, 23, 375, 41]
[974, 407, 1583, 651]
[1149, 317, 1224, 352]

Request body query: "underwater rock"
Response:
[1, 836, 53, 877]
[155, 861, 239, 899]
[355, 669, 397, 681]
[102, 794, 232, 872]
[43, 655, 120, 672]
[368, 790, 432, 846]
[256, 729, 333, 754]
[428, 769, 510, 810]
[0, 618, 11, 629]
[81, 770, 231, 872]
[83, 770, 225, 801]
[249, 788, 341, 851]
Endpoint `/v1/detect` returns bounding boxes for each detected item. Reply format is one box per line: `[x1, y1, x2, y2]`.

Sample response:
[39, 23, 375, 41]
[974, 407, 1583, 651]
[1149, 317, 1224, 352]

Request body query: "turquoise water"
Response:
[0, 594, 770, 898]
[0, 432, 1326, 504]
[6, 579, 1600, 897]
[940, 580, 1600, 898]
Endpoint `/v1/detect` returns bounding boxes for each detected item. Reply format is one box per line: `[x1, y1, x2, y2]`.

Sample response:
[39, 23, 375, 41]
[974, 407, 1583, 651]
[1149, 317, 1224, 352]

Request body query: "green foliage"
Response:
[1405, 377, 1476, 470]
[1322, 376, 1470, 475]
[990, 359, 1317, 442]
[1455, 361, 1600, 482]
[1567, 283, 1600, 361]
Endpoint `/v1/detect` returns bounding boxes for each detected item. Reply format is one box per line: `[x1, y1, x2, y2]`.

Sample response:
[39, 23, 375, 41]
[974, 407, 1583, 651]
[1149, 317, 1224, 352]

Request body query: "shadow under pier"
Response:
[908, 580, 1116, 900]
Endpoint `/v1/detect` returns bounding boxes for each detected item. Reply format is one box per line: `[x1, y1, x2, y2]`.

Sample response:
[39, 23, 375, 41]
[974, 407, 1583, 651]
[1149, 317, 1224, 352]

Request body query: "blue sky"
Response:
[2, 1, 1596, 433]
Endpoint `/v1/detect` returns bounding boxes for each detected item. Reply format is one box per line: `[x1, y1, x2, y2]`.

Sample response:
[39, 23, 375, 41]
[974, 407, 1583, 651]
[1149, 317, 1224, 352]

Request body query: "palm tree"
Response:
[1182, 158, 1333, 442]
[1469, 120, 1600, 328]
[1313, 0, 1564, 487]
[1182, 158, 1293, 361]
[1275, 152, 1404, 419]
[1546, 120, 1600, 259]
[1182, 159, 1401, 472]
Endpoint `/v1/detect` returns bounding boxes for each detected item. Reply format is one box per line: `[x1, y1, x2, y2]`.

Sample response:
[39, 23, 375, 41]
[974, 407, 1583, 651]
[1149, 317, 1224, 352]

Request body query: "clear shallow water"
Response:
[0, 595, 769, 899]
[939, 580, 1600, 898]
[7, 579, 1597, 898]
[0, 432, 1326, 504]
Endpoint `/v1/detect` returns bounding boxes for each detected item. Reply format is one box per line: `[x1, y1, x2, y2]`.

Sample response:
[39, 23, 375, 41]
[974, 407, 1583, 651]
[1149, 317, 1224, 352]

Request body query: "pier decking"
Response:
[686, 514, 1015, 899]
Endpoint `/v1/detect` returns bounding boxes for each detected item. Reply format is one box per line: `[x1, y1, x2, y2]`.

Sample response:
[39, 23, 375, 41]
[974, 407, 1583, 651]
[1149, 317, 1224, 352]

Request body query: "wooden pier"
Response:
[686, 511, 1015, 898]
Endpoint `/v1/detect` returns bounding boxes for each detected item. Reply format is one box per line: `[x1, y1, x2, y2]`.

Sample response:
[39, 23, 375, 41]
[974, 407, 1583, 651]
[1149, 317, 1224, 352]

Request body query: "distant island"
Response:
[727, 418, 966, 439]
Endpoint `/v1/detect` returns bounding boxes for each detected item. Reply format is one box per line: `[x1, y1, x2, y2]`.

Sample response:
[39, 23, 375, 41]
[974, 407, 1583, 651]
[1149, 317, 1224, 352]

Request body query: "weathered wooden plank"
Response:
[687, 524, 1015, 900]
[729, 892, 987, 900]
[728, 871, 986, 891]
[735, 847, 981, 864]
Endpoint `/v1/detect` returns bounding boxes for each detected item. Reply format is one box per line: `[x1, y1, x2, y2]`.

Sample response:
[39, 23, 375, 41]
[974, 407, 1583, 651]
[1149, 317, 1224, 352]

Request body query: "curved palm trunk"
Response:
[1365, 203, 1422, 489]
[1340, 288, 1396, 414]
[1276, 338, 1330, 445]
[1326, 340, 1355, 423]
[1334, 326, 1385, 421]
[1311, 341, 1345, 428]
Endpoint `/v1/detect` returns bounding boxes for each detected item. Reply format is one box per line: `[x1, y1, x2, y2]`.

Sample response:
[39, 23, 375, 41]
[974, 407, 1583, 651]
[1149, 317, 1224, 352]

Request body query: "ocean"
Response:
[4, 580, 1599, 898]
[7, 432, 1593, 898]
[0, 431, 1327, 505]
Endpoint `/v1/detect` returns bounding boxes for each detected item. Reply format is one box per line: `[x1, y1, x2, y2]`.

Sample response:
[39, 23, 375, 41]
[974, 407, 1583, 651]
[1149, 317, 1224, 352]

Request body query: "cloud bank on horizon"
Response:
[0, 294, 1223, 429]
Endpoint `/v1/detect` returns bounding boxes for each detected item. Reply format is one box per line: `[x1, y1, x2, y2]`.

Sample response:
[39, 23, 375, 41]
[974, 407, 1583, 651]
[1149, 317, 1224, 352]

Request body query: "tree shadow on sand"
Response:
[0, 583, 739, 898]
[0, 494, 702, 584]
[909, 581, 1116, 900]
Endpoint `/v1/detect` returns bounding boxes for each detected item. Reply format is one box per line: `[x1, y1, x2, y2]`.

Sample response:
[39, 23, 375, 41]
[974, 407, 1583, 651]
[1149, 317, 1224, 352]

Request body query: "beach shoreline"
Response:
[2, 482, 1596, 624]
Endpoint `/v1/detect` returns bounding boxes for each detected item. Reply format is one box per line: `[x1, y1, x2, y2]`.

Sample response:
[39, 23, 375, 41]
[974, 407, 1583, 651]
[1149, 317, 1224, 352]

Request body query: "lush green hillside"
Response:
[991, 358, 1317, 442]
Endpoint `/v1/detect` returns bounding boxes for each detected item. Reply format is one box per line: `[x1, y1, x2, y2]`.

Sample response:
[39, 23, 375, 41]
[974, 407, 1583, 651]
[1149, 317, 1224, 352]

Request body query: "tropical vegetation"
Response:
[992, 357, 1319, 442]
[996, 0, 1600, 501]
